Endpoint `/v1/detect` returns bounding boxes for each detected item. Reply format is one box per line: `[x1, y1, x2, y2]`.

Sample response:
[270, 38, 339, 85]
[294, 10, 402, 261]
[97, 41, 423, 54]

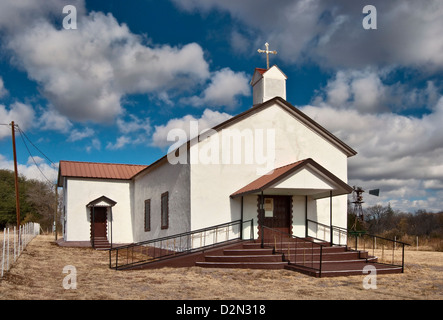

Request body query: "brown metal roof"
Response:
[230, 159, 307, 198]
[58, 160, 148, 186]
[230, 158, 353, 198]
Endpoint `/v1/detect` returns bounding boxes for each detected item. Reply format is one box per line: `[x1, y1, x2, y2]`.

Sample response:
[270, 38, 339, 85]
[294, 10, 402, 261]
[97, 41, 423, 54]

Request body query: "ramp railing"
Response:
[109, 219, 254, 270]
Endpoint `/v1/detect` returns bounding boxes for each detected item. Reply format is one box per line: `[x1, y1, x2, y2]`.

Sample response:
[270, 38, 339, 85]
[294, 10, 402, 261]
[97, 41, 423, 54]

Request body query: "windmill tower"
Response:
[351, 186, 379, 230]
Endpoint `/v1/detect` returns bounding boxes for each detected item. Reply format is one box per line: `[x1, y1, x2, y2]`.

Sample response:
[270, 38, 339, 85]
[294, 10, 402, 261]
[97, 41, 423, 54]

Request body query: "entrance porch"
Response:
[230, 158, 353, 244]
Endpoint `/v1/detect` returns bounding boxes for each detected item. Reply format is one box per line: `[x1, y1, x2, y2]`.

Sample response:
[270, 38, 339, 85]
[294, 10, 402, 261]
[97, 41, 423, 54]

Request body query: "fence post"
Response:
[1, 229, 5, 277]
[13, 226, 16, 262]
[7, 228, 10, 272]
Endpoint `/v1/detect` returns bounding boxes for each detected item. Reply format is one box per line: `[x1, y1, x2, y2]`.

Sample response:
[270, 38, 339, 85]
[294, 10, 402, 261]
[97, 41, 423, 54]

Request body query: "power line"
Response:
[16, 126, 55, 165]
[17, 126, 54, 184]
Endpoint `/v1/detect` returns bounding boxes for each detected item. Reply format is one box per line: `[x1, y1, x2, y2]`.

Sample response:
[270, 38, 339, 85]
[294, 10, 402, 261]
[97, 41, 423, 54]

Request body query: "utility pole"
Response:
[10, 121, 20, 228]
[54, 184, 58, 241]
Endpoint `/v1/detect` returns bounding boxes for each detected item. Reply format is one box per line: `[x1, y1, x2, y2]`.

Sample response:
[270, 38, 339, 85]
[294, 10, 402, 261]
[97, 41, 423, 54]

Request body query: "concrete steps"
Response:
[195, 239, 404, 277]
[92, 237, 111, 250]
[195, 244, 287, 269]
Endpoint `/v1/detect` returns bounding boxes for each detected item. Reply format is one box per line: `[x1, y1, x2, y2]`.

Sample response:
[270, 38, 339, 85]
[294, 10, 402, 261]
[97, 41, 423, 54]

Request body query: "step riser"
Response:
[244, 242, 330, 249]
[224, 249, 274, 256]
[285, 264, 403, 277]
[196, 262, 287, 269]
[284, 253, 363, 261]
[92, 238, 111, 249]
[205, 255, 283, 263]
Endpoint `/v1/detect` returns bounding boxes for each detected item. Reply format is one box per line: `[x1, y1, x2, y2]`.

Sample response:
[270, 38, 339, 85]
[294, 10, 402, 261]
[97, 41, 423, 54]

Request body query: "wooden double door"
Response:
[259, 195, 292, 238]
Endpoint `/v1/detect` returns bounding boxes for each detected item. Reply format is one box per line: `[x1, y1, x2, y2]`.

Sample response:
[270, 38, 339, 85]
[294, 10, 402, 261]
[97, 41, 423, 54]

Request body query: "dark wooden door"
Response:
[91, 207, 107, 238]
[259, 195, 291, 238]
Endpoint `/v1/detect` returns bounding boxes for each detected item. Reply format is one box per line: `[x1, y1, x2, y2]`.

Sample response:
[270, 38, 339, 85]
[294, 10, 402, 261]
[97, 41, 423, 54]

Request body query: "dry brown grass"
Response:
[0, 235, 442, 300]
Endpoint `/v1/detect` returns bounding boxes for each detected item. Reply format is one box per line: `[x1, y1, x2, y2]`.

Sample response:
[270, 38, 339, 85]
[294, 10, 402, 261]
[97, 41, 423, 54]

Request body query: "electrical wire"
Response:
[16, 126, 54, 184]
[16, 126, 55, 165]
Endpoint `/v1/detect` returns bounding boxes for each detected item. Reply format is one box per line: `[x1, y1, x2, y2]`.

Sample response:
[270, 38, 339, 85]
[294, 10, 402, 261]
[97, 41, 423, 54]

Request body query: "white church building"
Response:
[57, 65, 357, 249]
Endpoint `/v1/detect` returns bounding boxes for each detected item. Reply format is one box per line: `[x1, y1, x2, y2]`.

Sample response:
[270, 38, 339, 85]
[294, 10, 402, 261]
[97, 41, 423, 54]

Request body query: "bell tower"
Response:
[250, 65, 287, 106]
[251, 43, 287, 105]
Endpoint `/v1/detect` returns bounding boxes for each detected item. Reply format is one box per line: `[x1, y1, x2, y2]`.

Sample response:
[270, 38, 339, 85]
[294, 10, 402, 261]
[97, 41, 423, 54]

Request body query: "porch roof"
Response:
[86, 195, 117, 208]
[230, 158, 353, 199]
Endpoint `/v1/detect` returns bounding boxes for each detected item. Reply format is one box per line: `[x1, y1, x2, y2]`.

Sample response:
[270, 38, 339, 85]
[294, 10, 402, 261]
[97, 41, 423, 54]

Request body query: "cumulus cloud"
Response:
[104, 114, 152, 150]
[0, 153, 58, 183]
[151, 108, 233, 148]
[38, 108, 73, 133]
[181, 68, 250, 109]
[67, 127, 94, 142]
[0, 77, 8, 98]
[300, 95, 443, 212]
[4, 10, 211, 122]
[106, 136, 132, 150]
[116, 115, 151, 135]
[173, 0, 443, 71]
[0, 102, 35, 139]
[312, 68, 441, 114]
[0, 0, 253, 126]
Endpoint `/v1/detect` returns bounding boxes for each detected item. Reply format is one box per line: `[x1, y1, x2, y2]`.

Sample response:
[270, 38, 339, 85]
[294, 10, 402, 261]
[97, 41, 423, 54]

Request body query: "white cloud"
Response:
[105, 114, 152, 150]
[182, 68, 250, 109]
[3, 5, 210, 123]
[0, 153, 58, 183]
[0, 77, 8, 98]
[86, 138, 101, 153]
[106, 136, 136, 150]
[27, 155, 45, 165]
[300, 95, 443, 212]
[116, 115, 151, 135]
[67, 127, 94, 142]
[173, 0, 443, 71]
[312, 68, 440, 114]
[39, 108, 73, 133]
[151, 108, 233, 148]
[0, 102, 35, 140]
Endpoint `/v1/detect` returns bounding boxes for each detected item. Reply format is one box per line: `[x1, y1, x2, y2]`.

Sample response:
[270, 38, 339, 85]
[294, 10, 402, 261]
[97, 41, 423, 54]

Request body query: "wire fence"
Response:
[1, 222, 40, 278]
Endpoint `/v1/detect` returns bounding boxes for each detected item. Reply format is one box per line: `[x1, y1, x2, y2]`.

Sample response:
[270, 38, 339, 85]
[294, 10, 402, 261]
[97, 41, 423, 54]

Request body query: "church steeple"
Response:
[251, 43, 287, 106]
[250, 65, 287, 106]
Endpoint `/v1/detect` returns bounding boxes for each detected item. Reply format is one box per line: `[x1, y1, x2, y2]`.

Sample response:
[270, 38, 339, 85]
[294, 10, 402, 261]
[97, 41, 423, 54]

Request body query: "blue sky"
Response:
[0, 0, 442, 213]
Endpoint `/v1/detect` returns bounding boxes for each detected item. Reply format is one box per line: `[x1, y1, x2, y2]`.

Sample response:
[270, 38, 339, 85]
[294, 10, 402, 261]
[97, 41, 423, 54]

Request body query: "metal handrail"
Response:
[346, 230, 410, 272]
[109, 219, 254, 270]
[261, 226, 325, 277]
[307, 219, 349, 245]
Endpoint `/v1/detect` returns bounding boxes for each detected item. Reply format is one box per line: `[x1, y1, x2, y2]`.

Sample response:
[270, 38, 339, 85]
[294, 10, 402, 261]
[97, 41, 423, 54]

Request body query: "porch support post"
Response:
[92, 206, 95, 249]
[329, 190, 333, 245]
[110, 207, 113, 249]
[260, 191, 264, 248]
[240, 196, 243, 240]
[305, 196, 308, 238]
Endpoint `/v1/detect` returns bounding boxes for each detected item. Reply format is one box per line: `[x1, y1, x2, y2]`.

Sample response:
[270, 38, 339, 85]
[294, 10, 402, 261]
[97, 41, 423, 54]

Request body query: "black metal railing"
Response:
[261, 226, 325, 277]
[307, 219, 348, 245]
[346, 231, 410, 272]
[305, 219, 410, 273]
[109, 219, 254, 270]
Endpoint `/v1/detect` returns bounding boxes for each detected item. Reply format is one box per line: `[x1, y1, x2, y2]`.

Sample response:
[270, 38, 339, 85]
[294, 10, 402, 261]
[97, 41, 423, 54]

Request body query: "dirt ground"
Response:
[0, 235, 442, 300]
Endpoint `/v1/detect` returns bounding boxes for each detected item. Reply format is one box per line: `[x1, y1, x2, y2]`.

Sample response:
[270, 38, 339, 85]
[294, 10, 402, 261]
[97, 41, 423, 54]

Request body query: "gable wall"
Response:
[64, 177, 133, 243]
[189, 102, 349, 232]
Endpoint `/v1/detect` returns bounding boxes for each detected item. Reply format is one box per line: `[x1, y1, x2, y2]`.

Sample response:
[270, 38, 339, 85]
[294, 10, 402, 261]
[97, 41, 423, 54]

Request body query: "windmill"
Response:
[350, 186, 379, 230]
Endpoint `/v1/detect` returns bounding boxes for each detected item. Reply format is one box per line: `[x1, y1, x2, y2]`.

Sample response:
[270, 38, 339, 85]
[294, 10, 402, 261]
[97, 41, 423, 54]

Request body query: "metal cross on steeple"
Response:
[257, 42, 277, 69]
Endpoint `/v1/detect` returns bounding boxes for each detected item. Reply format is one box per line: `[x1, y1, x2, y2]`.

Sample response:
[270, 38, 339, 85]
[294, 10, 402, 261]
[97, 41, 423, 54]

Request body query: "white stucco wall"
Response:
[189, 101, 350, 238]
[132, 162, 190, 243]
[64, 178, 133, 243]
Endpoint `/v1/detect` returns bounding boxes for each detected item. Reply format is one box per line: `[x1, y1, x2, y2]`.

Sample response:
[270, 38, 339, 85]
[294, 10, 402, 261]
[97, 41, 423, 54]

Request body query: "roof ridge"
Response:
[59, 160, 148, 167]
